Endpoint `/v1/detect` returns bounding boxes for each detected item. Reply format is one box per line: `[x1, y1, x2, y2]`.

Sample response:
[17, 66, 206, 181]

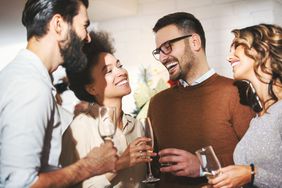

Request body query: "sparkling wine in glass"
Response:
[98, 106, 116, 141]
[138, 117, 160, 184]
[195, 146, 221, 179]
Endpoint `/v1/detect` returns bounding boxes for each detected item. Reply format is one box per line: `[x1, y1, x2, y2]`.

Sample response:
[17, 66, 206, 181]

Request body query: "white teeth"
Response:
[166, 62, 177, 69]
[231, 61, 240, 67]
[116, 80, 128, 86]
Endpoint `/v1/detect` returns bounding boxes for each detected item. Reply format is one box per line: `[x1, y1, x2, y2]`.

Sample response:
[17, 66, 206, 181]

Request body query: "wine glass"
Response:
[195, 146, 221, 179]
[98, 106, 116, 141]
[138, 117, 160, 183]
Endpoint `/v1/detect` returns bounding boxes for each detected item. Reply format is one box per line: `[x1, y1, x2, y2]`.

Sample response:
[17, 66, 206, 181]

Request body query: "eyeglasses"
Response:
[152, 35, 192, 61]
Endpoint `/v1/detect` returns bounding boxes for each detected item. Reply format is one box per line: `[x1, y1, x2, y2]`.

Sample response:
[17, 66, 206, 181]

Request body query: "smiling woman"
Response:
[209, 24, 282, 188]
[60, 31, 155, 188]
[86, 52, 131, 102]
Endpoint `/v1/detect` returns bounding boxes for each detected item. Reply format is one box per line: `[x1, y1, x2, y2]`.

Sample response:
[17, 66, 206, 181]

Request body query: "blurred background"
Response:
[1, 0, 282, 115]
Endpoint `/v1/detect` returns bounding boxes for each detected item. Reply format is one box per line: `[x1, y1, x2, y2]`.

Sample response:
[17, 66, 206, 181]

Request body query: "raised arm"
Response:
[32, 142, 117, 188]
[0, 80, 117, 188]
[209, 164, 282, 188]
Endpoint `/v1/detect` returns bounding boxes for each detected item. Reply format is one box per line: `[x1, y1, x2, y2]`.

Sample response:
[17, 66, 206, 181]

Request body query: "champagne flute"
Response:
[98, 106, 116, 141]
[138, 117, 160, 183]
[195, 146, 221, 179]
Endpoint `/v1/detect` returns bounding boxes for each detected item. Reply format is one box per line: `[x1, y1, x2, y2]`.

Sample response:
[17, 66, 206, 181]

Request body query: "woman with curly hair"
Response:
[60, 31, 154, 188]
[209, 24, 282, 188]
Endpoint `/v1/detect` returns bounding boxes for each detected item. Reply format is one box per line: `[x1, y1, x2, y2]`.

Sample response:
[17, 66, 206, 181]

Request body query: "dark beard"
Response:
[60, 30, 87, 73]
[164, 57, 181, 81]
[178, 43, 195, 80]
[166, 44, 195, 81]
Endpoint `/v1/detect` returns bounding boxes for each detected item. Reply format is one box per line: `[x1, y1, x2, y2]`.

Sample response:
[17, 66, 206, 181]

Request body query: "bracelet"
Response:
[250, 163, 255, 185]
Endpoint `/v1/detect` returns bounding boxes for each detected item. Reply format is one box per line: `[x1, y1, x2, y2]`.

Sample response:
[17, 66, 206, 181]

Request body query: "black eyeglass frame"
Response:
[152, 34, 192, 61]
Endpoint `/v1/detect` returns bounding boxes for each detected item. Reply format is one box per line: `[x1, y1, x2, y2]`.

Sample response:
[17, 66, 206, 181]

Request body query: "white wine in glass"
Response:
[98, 106, 116, 141]
[195, 146, 221, 179]
[138, 117, 160, 184]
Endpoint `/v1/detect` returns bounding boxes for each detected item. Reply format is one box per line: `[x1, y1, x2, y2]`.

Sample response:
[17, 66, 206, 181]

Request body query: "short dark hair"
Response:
[22, 0, 89, 40]
[153, 12, 206, 50]
[67, 31, 115, 102]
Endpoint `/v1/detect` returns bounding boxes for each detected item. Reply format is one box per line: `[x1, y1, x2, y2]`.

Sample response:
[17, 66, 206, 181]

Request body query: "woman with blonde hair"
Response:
[209, 24, 282, 187]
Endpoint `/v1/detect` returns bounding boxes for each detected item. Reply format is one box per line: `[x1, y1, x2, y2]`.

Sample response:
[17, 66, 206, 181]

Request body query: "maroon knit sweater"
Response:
[148, 74, 254, 188]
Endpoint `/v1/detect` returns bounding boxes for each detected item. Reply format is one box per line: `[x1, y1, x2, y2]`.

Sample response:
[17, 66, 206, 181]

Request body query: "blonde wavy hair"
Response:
[231, 24, 282, 105]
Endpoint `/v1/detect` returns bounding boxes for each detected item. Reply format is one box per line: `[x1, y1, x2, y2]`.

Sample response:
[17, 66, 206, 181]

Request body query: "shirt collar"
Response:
[89, 103, 135, 135]
[179, 68, 215, 87]
[20, 49, 54, 90]
[122, 113, 135, 135]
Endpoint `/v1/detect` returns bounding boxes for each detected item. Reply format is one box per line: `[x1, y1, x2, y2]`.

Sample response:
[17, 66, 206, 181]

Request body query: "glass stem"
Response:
[148, 162, 153, 177]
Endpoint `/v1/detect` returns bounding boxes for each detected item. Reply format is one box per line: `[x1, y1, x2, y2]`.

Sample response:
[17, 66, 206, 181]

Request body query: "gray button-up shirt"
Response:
[0, 49, 63, 187]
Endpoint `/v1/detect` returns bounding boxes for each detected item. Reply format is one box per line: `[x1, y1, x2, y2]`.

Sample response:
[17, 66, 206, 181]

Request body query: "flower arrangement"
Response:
[132, 66, 169, 118]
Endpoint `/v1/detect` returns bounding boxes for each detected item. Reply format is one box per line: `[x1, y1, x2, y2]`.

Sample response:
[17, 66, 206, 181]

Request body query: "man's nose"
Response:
[85, 32, 91, 43]
[159, 51, 169, 63]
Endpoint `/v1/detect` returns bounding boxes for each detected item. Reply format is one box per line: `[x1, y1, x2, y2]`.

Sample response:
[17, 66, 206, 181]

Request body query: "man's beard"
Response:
[164, 56, 182, 81]
[164, 44, 195, 81]
[176, 44, 195, 81]
[60, 30, 87, 73]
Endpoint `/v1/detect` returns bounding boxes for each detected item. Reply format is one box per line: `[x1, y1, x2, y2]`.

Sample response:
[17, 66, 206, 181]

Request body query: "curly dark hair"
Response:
[66, 31, 115, 102]
[231, 24, 282, 109]
[234, 81, 263, 113]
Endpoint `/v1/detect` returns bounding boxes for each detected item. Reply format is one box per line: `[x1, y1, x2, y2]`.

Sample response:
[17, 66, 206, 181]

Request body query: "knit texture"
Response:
[148, 74, 254, 188]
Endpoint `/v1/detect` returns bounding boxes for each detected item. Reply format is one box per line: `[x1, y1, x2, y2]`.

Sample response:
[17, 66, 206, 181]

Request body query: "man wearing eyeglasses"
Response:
[147, 12, 254, 188]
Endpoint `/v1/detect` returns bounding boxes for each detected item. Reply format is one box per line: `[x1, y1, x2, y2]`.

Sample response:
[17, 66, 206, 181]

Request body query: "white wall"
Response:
[274, 0, 282, 25]
[0, 0, 26, 70]
[96, 0, 282, 113]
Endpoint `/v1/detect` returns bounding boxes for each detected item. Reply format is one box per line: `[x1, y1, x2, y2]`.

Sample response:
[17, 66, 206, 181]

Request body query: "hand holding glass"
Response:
[138, 117, 160, 183]
[98, 106, 116, 141]
[195, 146, 221, 179]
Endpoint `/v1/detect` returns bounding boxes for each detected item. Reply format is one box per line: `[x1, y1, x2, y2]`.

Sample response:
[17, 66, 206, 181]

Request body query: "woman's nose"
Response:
[226, 53, 233, 63]
[114, 67, 126, 76]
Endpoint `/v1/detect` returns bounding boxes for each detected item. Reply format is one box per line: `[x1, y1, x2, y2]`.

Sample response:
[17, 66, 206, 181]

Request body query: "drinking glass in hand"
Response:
[98, 106, 116, 141]
[138, 117, 160, 183]
[195, 146, 221, 179]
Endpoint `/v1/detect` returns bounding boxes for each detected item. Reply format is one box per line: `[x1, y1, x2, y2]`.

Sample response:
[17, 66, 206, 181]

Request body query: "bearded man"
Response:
[148, 12, 254, 188]
[0, 0, 117, 187]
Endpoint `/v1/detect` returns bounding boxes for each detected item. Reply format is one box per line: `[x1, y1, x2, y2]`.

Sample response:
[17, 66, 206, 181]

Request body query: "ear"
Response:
[85, 84, 97, 96]
[49, 14, 69, 41]
[189, 34, 202, 52]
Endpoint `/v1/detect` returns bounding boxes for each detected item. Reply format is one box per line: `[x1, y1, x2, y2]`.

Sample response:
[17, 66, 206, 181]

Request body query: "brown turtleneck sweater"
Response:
[148, 74, 254, 188]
